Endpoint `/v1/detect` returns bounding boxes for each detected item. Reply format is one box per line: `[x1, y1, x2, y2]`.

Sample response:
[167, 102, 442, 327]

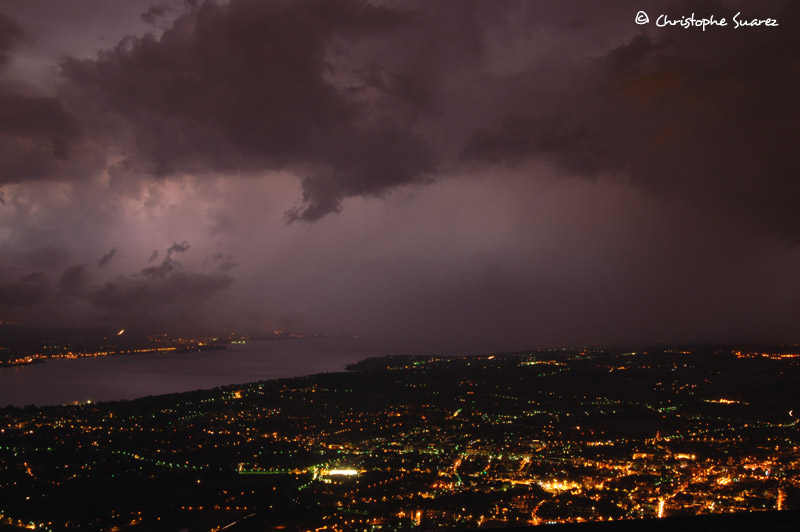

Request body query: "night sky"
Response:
[0, 0, 798, 353]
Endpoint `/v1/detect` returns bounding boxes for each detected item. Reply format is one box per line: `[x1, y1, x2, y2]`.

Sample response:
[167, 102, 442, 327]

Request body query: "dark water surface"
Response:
[0, 338, 380, 407]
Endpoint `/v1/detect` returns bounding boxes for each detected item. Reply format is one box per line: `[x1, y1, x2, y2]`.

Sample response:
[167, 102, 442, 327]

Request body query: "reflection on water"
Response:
[0, 338, 375, 407]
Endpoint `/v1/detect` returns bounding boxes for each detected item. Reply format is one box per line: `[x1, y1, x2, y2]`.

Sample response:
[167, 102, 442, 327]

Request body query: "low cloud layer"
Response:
[1, 240, 233, 331]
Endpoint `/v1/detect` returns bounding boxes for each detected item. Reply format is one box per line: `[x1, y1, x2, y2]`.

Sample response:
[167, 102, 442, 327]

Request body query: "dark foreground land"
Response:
[1, 345, 799, 531]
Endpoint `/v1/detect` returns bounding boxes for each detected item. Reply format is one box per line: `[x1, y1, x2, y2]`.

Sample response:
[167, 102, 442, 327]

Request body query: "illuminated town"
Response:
[1, 345, 798, 531]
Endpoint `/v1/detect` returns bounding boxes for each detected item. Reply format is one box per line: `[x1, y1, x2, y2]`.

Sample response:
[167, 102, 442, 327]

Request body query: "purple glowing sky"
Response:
[0, 0, 798, 352]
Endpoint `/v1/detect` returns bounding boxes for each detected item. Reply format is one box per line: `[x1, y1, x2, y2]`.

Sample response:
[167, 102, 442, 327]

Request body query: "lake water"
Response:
[0, 337, 385, 407]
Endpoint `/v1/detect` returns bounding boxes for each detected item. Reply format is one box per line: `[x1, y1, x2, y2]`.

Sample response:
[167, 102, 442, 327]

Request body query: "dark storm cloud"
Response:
[207, 210, 236, 236]
[0, 241, 233, 329]
[44, 0, 797, 238]
[0, 94, 82, 178]
[143, 242, 190, 279]
[141, 257, 178, 280]
[93, 240, 234, 328]
[141, 0, 198, 25]
[0, 271, 49, 307]
[0, 13, 90, 186]
[18, 246, 72, 271]
[166, 241, 190, 258]
[89, 270, 233, 319]
[57, 264, 88, 297]
[140, 3, 170, 25]
[0, 13, 24, 67]
[460, 0, 800, 241]
[96, 247, 116, 268]
[60, 0, 438, 221]
[207, 252, 237, 273]
[110, 242, 234, 325]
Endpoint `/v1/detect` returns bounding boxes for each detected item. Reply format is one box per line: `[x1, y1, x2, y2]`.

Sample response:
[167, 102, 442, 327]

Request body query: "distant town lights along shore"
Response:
[636, 11, 779, 30]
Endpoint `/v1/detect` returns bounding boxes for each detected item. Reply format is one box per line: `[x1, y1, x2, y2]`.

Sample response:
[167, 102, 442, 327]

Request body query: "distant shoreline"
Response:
[0, 344, 227, 370]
